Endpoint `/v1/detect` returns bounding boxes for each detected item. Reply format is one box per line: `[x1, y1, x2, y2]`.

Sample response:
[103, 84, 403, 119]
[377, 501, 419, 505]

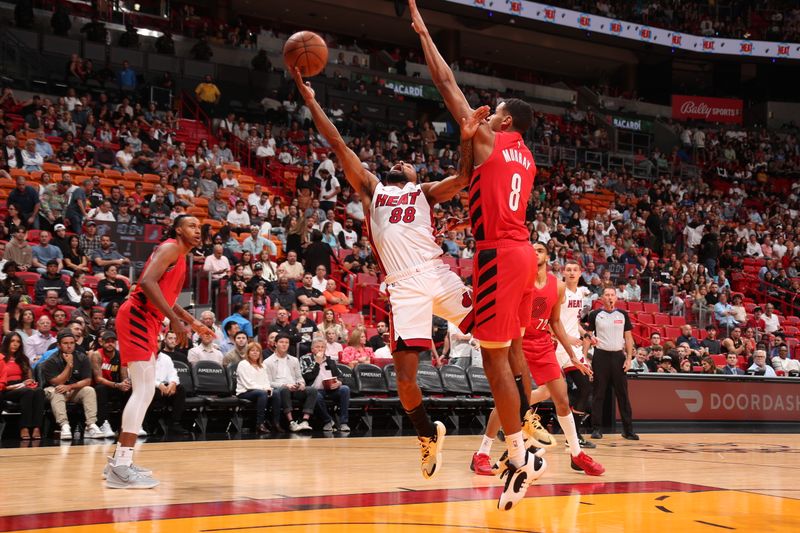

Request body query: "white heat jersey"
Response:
[556, 285, 590, 367]
[367, 181, 442, 277]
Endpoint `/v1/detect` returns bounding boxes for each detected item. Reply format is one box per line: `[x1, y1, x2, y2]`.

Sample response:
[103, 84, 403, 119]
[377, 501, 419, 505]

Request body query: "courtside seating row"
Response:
[172, 360, 497, 435]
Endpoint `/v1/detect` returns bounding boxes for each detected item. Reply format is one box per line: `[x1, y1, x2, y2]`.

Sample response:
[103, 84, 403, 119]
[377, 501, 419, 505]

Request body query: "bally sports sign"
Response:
[671, 95, 744, 124]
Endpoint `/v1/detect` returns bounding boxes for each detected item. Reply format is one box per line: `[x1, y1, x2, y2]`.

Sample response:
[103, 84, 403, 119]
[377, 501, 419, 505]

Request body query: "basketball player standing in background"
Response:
[410, 0, 545, 510]
[293, 66, 487, 479]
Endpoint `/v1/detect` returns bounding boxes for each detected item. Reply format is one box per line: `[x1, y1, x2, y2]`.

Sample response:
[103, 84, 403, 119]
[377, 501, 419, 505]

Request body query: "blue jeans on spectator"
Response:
[317, 384, 350, 424]
[237, 389, 277, 426]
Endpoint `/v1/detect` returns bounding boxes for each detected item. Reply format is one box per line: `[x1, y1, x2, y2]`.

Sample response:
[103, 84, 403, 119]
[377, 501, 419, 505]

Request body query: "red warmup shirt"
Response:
[469, 131, 536, 243]
[523, 274, 560, 350]
[0, 356, 24, 390]
[128, 238, 187, 322]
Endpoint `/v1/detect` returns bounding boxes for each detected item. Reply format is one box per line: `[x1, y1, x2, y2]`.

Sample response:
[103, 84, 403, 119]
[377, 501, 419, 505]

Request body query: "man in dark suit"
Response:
[721, 353, 745, 375]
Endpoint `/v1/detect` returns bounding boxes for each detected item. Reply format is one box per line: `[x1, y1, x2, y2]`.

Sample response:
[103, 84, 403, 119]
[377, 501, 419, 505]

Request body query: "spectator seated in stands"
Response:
[23, 315, 54, 364]
[317, 309, 348, 343]
[40, 330, 106, 439]
[679, 359, 693, 373]
[269, 276, 297, 311]
[290, 305, 318, 355]
[218, 322, 238, 355]
[296, 273, 326, 312]
[722, 353, 745, 375]
[265, 334, 330, 432]
[191, 311, 224, 347]
[676, 324, 701, 351]
[152, 346, 189, 435]
[714, 292, 740, 331]
[88, 330, 129, 438]
[748, 350, 777, 377]
[222, 301, 254, 339]
[629, 347, 650, 373]
[0, 332, 45, 440]
[242, 225, 275, 257]
[761, 304, 781, 335]
[323, 328, 343, 360]
[310, 265, 328, 294]
[772, 345, 800, 375]
[340, 328, 375, 369]
[623, 275, 641, 302]
[227, 200, 251, 235]
[656, 351, 677, 374]
[278, 251, 304, 281]
[188, 331, 224, 366]
[223, 331, 249, 368]
[91, 235, 131, 272]
[700, 356, 721, 375]
[236, 341, 278, 434]
[267, 308, 294, 340]
[721, 327, 749, 360]
[300, 338, 350, 432]
[34, 263, 68, 304]
[700, 325, 722, 355]
[97, 265, 129, 306]
[323, 279, 349, 315]
[3, 227, 33, 271]
[31, 231, 66, 275]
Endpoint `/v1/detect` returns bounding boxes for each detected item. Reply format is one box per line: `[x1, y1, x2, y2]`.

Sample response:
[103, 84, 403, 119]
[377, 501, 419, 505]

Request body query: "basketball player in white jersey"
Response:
[294, 67, 485, 479]
[528, 260, 598, 449]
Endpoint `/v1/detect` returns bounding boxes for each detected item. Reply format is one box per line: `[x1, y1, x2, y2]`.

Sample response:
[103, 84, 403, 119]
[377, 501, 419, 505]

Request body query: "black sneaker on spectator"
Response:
[419, 421, 446, 479]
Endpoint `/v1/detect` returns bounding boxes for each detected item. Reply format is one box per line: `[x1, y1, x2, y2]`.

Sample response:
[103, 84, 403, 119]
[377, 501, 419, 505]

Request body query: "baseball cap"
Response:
[57, 330, 76, 342]
[85, 220, 97, 227]
[101, 330, 117, 341]
[254, 262, 264, 270]
[660, 355, 672, 362]
[54, 223, 66, 231]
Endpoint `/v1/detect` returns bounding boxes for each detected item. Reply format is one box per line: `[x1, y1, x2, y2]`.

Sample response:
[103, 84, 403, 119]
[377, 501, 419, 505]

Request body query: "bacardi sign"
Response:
[672, 94, 743, 124]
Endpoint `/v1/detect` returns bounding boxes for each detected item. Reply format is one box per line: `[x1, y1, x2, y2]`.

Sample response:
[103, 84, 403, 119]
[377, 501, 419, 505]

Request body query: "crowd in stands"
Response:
[2, 3, 800, 443]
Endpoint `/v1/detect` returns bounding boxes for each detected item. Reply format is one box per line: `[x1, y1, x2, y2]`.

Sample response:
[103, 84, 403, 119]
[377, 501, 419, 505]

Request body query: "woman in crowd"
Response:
[235, 341, 277, 434]
[340, 328, 375, 369]
[3, 204, 24, 238]
[239, 250, 254, 278]
[66, 269, 96, 304]
[461, 238, 476, 259]
[295, 165, 317, 211]
[2, 294, 26, 335]
[248, 204, 263, 227]
[15, 308, 36, 343]
[0, 332, 45, 440]
[317, 309, 348, 343]
[701, 356, 720, 374]
[98, 265, 129, 306]
[252, 284, 270, 324]
[320, 221, 339, 253]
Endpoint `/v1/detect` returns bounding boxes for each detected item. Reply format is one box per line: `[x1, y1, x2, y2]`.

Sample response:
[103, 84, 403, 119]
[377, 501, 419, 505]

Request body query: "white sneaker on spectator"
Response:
[85, 424, 108, 439]
[102, 458, 153, 480]
[298, 420, 313, 431]
[338, 423, 351, 433]
[137, 427, 148, 437]
[99, 421, 115, 438]
[322, 421, 334, 432]
[60, 423, 72, 440]
[105, 465, 159, 489]
[289, 420, 302, 432]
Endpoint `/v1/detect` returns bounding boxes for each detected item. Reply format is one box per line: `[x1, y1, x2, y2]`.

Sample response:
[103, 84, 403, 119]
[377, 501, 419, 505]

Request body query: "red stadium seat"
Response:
[653, 314, 670, 326]
[627, 302, 643, 313]
[670, 315, 686, 326]
[711, 354, 726, 367]
[637, 312, 654, 325]
[664, 326, 681, 341]
[642, 303, 659, 314]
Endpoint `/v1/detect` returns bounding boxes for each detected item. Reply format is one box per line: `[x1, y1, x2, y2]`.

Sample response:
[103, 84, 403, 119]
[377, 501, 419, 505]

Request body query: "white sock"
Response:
[507, 431, 526, 468]
[558, 414, 581, 457]
[112, 445, 135, 467]
[478, 434, 494, 456]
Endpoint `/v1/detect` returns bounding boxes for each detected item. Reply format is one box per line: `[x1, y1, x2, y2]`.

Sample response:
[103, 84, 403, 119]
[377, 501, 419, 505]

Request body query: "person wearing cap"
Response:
[40, 329, 108, 439]
[242, 225, 274, 256]
[51, 223, 69, 254]
[656, 352, 677, 374]
[89, 330, 129, 438]
[623, 275, 641, 302]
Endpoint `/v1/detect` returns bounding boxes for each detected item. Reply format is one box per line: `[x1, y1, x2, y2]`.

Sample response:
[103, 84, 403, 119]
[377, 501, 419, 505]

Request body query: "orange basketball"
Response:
[283, 31, 328, 77]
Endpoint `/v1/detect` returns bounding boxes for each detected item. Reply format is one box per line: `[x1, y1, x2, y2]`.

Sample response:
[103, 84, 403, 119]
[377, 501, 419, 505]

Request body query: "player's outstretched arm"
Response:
[422, 105, 487, 204]
[409, 0, 471, 122]
[292, 68, 378, 199]
[551, 281, 593, 377]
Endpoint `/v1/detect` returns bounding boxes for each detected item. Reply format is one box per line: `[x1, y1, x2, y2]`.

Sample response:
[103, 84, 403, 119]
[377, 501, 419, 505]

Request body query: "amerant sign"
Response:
[671, 95, 744, 124]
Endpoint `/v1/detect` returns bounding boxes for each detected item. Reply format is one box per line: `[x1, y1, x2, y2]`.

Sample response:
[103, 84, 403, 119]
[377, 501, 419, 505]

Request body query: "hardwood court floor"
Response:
[0, 433, 798, 532]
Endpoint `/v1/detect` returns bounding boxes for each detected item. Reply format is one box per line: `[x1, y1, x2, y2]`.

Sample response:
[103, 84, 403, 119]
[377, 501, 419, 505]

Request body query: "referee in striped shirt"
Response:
[586, 287, 639, 440]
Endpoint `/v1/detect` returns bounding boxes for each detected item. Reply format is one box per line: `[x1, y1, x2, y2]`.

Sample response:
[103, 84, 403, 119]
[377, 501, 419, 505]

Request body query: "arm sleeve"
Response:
[586, 310, 598, 333]
[622, 310, 633, 331]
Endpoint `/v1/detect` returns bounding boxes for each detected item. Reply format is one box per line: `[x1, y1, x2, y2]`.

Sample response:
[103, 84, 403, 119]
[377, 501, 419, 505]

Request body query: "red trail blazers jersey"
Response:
[469, 131, 536, 243]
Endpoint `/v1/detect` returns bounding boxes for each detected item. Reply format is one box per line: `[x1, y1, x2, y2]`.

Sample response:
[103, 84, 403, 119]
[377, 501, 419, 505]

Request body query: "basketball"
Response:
[283, 31, 328, 77]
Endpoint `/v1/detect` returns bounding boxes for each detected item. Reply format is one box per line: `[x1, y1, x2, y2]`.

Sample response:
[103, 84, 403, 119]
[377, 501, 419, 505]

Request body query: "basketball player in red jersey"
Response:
[410, 0, 543, 509]
[105, 215, 215, 489]
[293, 67, 487, 479]
[474, 243, 603, 479]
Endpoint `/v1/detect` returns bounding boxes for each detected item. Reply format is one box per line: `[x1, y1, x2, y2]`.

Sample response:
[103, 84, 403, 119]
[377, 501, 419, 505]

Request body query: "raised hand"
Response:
[409, 0, 429, 35]
[461, 105, 490, 140]
[292, 67, 315, 102]
[572, 357, 593, 378]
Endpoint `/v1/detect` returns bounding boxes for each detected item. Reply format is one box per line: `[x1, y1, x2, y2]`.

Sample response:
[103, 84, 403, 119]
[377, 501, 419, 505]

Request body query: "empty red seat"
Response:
[664, 326, 681, 340]
[653, 314, 670, 326]
[642, 303, 659, 314]
[627, 302, 643, 313]
[670, 315, 686, 326]
[637, 312, 654, 325]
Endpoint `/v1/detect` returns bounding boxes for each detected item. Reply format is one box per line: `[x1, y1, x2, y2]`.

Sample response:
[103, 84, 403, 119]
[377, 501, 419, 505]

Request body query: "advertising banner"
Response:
[445, 0, 800, 61]
[671, 95, 744, 124]
[623, 377, 800, 422]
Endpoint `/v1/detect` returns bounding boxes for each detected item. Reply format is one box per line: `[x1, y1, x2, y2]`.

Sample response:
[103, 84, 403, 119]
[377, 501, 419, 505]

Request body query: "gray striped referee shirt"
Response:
[587, 308, 632, 352]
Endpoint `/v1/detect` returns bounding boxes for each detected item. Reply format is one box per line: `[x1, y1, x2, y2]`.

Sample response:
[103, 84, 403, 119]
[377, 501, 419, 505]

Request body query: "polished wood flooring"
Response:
[0, 433, 798, 532]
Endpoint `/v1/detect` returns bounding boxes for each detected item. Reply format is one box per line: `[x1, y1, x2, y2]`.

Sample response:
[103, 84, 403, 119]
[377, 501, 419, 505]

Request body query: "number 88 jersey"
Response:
[469, 131, 536, 243]
[367, 181, 443, 277]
